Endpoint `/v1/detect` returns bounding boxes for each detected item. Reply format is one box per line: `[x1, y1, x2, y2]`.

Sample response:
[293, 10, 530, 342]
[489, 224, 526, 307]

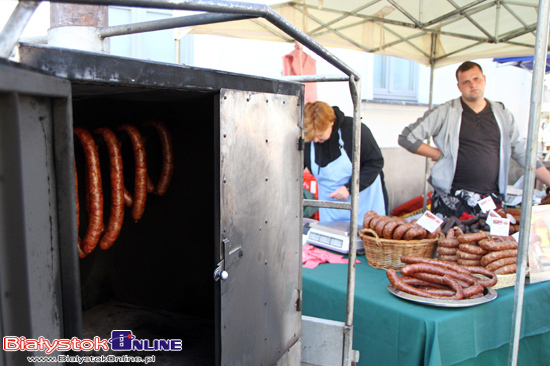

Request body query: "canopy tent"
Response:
[190, 0, 546, 68]
[494, 55, 550, 73]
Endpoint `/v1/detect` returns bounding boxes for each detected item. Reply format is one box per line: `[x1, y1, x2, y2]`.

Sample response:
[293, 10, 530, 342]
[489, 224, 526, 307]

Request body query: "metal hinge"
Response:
[295, 289, 302, 311]
[298, 136, 304, 151]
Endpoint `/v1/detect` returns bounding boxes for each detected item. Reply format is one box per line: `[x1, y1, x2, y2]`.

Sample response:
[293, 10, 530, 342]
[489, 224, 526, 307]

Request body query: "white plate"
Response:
[387, 284, 497, 308]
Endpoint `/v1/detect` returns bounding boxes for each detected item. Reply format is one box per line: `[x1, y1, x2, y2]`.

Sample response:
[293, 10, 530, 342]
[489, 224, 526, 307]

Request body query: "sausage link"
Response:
[495, 264, 517, 275]
[437, 255, 458, 262]
[387, 269, 464, 300]
[457, 231, 489, 243]
[478, 238, 518, 251]
[392, 223, 415, 240]
[74, 127, 103, 255]
[446, 227, 455, 239]
[400, 256, 471, 274]
[401, 276, 452, 290]
[117, 124, 147, 221]
[142, 120, 174, 196]
[382, 218, 407, 239]
[74, 159, 87, 259]
[94, 128, 125, 250]
[426, 226, 441, 239]
[437, 246, 457, 256]
[486, 256, 517, 272]
[453, 226, 464, 237]
[374, 217, 394, 238]
[403, 225, 427, 240]
[457, 258, 482, 266]
[456, 250, 483, 261]
[412, 272, 469, 288]
[438, 238, 460, 248]
[480, 249, 518, 267]
[369, 215, 386, 230]
[458, 243, 488, 255]
[462, 266, 498, 287]
[363, 211, 379, 229]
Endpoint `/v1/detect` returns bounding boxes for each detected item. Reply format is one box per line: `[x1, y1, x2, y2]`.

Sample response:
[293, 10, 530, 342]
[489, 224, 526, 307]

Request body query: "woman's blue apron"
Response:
[310, 130, 386, 223]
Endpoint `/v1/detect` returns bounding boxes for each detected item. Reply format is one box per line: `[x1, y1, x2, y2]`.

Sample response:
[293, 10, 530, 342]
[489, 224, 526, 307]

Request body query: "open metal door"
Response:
[217, 88, 303, 365]
[0, 61, 81, 365]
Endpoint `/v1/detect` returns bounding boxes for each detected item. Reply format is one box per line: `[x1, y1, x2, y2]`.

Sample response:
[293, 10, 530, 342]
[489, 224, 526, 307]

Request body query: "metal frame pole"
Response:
[508, 0, 550, 364]
[0, 1, 39, 58]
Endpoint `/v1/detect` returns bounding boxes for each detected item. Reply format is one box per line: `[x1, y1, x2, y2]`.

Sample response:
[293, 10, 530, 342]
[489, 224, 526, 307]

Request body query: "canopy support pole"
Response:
[508, 0, 550, 365]
[423, 33, 437, 212]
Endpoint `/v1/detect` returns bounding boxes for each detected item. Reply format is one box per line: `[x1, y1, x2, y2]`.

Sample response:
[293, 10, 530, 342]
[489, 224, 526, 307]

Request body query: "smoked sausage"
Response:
[94, 127, 125, 250]
[403, 225, 427, 240]
[480, 249, 518, 267]
[392, 223, 415, 240]
[74, 127, 103, 255]
[117, 124, 147, 221]
[142, 120, 174, 196]
[485, 257, 517, 272]
[382, 218, 407, 239]
[387, 269, 464, 300]
[458, 243, 488, 256]
[457, 231, 489, 243]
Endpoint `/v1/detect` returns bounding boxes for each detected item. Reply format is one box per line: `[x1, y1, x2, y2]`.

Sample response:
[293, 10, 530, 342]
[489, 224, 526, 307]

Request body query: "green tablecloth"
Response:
[302, 258, 550, 366]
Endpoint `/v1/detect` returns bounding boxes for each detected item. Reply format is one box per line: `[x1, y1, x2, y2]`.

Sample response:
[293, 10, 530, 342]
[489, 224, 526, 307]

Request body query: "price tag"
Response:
[486, 209, 501, 226]
[416, 211, 444, 233]
[489, 217, 510, 236]
[478, 196, 497, 213]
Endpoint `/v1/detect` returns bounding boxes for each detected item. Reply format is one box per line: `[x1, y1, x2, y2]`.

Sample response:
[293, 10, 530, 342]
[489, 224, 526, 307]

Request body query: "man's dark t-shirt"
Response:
[452, 99, 501, 195]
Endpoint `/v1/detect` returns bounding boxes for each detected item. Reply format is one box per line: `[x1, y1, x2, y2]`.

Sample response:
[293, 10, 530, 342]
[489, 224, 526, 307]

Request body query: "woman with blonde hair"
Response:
[304, 101, 387, 223]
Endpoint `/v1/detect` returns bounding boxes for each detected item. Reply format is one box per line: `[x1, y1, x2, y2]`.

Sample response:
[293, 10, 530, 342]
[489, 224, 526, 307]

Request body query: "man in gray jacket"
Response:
[399, 61, 550, 218]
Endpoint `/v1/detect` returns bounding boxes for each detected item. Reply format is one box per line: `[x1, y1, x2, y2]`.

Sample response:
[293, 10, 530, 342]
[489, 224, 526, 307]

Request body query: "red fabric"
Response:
[303, 169, 319, 220]
[302, 244, 360, 269]
[282, 43, 317, 104]
[391, 191, 433, 217]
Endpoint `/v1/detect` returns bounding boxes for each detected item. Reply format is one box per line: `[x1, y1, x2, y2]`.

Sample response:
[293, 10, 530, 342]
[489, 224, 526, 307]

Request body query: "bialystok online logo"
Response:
[3, 330, 182, 354]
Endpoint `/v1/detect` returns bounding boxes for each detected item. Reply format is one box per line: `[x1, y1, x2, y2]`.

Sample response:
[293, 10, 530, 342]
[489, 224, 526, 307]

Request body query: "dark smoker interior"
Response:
[72, 85, 218, 365]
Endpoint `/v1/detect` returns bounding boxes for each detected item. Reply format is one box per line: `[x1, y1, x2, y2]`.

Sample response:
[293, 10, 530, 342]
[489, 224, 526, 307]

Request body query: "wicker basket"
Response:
[359, 228, 438, 270]
[492, 274, 517, 289]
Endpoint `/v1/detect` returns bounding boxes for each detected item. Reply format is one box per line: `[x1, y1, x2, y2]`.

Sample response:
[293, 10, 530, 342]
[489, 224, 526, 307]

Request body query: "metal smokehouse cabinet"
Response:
[0, 44, 304, 365]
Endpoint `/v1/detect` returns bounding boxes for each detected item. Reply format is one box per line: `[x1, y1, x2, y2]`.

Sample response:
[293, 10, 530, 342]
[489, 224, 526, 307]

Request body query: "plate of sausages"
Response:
[387, 284, 497, 307]
[386, 256, 499, 307]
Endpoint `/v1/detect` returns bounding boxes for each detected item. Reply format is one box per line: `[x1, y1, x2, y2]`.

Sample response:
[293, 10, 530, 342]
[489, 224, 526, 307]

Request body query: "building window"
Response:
[108, 7, 175, 63]
[373, 55, 418, 102]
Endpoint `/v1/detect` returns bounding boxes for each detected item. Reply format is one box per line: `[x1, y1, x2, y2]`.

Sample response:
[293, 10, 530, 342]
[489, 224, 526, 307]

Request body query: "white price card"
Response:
[478, 196, 497, 213]
[416, 211, 444, 233]
[489, 217, 510, 236]
[486, 209, 501, 226]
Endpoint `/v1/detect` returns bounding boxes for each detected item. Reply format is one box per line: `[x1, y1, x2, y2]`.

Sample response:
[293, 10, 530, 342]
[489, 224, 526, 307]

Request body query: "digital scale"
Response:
[304, 220, 364, 254]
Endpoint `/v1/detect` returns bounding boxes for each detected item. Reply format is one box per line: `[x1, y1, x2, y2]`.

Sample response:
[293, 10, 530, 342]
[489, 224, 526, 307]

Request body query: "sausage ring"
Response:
[480, 249, 518, 267]
[392, 223, 415, 240]
[117, 124, 148, 221]
[382, 218, 407, 239]
[363, 211, 379, 229]
[403, 225, 427, 240]
[458, 243, 488, 256]
[74, 127, 104, 255]
[142, 120, 174, 196]
[437, 246, 457, 256]
[374, 217, 393, 238]
[94, 127, 125, 250]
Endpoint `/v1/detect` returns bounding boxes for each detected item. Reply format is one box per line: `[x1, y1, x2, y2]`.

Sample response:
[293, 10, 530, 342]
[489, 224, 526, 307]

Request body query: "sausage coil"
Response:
[74, 127, 104, 255]
[94, 127, 125, 250]
[117, 124, 148, 221]
[142, 120, 174, 196]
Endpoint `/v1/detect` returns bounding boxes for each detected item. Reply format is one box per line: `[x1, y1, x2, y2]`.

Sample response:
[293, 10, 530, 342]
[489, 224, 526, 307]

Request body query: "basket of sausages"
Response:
[359, 211, 439, 270]
[436, 226, 518, 289]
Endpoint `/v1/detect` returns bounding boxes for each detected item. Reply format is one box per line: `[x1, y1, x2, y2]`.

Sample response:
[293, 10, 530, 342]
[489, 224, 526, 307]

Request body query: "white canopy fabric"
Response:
[190, 0, 545, 68]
